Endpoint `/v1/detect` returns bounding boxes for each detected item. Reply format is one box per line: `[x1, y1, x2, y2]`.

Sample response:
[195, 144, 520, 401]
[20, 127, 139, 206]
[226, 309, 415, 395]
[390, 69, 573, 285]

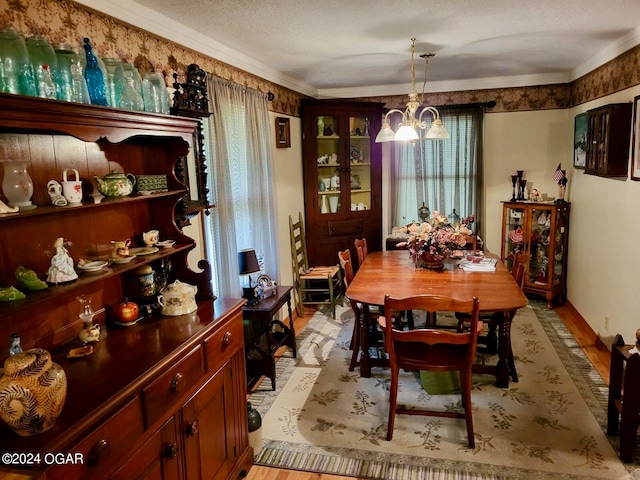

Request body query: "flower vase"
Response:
[2, 161, 35, 210]
[328, 195, 339, 213]
[415, 252, 446, 270]
[0, 348, 67, 436]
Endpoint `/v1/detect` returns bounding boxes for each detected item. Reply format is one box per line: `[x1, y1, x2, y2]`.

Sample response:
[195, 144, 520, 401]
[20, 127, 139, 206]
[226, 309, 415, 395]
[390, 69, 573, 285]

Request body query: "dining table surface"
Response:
[346, 250, 529, 387]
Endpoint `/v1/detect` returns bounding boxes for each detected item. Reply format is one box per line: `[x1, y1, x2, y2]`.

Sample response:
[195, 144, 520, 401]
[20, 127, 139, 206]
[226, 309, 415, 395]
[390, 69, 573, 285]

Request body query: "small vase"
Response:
[328, 195, 339, 213]
[415, 252, 446, 270]
[0, 348, 67, 436]
[1, 161, 34, 209]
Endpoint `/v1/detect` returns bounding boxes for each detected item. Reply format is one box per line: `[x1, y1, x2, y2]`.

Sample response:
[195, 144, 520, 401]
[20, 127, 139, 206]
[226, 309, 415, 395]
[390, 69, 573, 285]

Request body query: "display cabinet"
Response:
[0, 94, 252, 479]
[500, 201, 570, 308]
[301, 100, 383, 266]
[584, 103, 632, 177]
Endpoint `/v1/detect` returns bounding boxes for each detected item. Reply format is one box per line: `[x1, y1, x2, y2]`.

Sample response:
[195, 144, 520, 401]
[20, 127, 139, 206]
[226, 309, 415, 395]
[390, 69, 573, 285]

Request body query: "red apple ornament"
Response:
[116, 298, 139, 323]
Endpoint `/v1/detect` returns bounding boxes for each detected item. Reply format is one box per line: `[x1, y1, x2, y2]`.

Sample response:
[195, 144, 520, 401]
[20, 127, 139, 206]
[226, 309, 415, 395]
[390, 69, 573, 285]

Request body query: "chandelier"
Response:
[375, 38, 449, 143]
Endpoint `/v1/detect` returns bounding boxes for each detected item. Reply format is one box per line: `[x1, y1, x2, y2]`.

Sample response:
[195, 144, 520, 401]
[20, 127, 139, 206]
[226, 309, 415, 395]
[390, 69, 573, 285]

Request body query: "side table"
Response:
[243, 285, 295, 391]
[607, 334, 640, 462]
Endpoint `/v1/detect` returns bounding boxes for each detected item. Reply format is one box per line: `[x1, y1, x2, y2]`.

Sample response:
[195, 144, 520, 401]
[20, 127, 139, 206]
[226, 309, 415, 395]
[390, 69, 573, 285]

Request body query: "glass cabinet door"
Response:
[316, 115, 341, 214]
[502, 205, 525, 271]
[348, 115, 372, 212]
[528, 206, 554, 287]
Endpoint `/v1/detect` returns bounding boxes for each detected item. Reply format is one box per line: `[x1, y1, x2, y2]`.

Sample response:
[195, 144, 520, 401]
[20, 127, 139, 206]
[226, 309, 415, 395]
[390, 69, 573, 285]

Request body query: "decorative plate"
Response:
[77, 260, 108, 272]
[129, 247, 159, 255]
[111, 255, 137, 264]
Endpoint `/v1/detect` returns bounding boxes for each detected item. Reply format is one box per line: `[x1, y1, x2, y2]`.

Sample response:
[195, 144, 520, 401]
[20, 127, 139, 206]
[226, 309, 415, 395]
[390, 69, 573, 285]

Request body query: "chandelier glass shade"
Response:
[375, 38, 450, 143]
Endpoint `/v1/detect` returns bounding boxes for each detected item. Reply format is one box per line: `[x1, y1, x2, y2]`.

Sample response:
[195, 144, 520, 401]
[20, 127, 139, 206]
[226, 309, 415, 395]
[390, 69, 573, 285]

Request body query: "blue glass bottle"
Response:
[82, 38, 107, 106]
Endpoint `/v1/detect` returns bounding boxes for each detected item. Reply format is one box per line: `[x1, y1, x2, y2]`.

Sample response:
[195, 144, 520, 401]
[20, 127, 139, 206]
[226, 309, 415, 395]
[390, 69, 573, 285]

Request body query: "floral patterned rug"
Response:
[249, 301, 639, 479]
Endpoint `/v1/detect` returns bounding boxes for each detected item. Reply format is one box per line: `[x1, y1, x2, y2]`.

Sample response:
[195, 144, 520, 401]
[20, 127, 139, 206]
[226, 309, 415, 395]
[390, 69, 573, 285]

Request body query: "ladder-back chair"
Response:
[289, 213, 343, 318]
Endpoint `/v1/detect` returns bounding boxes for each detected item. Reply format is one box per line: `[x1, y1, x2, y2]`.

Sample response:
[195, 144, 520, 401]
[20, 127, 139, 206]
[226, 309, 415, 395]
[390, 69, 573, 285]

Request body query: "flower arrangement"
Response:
[396, 212, 473, 266]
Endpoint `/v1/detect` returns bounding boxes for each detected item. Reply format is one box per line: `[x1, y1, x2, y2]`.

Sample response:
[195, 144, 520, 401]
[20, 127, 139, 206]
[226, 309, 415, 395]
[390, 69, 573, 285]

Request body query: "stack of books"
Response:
[458, 257, 498, 272]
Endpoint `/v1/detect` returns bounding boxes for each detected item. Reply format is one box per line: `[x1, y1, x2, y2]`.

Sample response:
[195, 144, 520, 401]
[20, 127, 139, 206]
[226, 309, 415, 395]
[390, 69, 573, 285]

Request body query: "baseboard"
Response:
[564, 299, 610, 353]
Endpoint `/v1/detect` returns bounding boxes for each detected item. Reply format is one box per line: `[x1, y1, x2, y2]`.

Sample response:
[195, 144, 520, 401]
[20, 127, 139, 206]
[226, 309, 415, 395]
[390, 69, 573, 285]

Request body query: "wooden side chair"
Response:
[456, 252, 530, 382]
[354, 237, 369, 268]
[339, 249, 407, 371]
[289, 213, 343, 318]
[380, 294, 482, 447]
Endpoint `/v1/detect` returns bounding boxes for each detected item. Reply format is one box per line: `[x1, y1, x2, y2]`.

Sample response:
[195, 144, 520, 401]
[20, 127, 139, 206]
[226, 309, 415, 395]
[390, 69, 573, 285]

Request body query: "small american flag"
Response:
[553, 163, 564, 182]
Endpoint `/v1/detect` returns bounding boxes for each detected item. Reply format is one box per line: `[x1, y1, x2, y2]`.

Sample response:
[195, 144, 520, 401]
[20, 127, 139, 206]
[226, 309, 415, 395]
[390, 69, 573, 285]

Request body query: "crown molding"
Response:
[570, 25, 640, 80]
[317, 73, 572, 99]
[74, 0, 318, 97]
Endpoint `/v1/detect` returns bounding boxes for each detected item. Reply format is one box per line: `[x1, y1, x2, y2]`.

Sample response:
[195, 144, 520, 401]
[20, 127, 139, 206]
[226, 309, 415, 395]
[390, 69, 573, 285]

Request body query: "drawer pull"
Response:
[88, 439, 110, 466]
[170, 373, 184, 393]
[165, 442, 179, 460]
[187, 420, 199, 436]
[222, 331, 232, 346]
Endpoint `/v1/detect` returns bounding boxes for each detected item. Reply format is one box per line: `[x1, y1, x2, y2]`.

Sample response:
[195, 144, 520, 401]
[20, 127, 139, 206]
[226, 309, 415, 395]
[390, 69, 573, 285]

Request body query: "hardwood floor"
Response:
[245, 301, 612, 480]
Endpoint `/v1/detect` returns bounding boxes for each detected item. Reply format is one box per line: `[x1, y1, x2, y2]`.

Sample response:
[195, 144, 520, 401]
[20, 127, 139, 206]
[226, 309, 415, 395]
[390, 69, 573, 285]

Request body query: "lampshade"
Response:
[375, 38, 450, 143]
[238, 248, 260, 275]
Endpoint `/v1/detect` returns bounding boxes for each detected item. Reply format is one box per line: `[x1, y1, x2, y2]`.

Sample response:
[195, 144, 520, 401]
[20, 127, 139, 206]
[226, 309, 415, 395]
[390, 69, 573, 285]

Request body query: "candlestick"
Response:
[510, 175, 518, 201]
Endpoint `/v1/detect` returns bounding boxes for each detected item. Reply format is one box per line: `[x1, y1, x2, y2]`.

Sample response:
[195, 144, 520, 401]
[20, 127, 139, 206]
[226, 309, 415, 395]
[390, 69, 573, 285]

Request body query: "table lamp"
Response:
[239, 248, 261, 305]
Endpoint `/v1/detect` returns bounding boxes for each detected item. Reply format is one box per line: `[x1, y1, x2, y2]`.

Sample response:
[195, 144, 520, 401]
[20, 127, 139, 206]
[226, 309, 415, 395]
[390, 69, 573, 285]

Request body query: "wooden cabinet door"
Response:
[110, 417, 180, 480]
[181, 362, 236, 480]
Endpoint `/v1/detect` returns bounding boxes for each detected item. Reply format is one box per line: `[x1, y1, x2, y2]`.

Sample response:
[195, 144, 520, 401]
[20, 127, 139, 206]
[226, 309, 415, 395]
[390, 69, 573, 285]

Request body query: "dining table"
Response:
[345, 250, 528, 387]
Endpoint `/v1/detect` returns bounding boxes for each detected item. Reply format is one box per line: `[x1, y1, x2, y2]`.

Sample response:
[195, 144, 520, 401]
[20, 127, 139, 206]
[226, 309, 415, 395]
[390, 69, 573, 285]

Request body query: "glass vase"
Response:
[1, 161, 35, 210]
[0, 28, 36, 96]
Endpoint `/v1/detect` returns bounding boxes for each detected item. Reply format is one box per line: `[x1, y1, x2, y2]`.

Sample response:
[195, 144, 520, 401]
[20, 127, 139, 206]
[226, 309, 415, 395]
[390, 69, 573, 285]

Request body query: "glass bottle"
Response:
[102, 58, 125, 108]
[36, 65, 57, 99]
[52, 43, 78, 102]
[69, 59, 90, 104]
[0, 28, 36, 96]
[25, 34, 57, 98]
[120, 70, 144, 111]
[82, 37, 108, 106]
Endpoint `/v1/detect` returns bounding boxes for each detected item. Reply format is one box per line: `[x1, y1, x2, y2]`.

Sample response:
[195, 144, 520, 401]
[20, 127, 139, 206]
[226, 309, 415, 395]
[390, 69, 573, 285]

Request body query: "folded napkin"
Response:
[459, 257, 497, 272]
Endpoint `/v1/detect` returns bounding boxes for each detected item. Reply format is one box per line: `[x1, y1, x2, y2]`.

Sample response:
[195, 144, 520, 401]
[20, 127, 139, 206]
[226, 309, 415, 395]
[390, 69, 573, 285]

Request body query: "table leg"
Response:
[286, 294, 296, 358]
[359, 306, 371, 377]
[496, 310, 516, 388]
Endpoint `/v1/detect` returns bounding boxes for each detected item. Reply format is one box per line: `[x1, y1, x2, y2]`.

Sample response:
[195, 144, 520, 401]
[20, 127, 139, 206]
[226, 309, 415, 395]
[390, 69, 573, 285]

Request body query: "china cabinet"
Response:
[500, 201, 570, 308]
[0, 94, 251, 479]
[301, 100, 383, 266]
[584, 103, 632, 177]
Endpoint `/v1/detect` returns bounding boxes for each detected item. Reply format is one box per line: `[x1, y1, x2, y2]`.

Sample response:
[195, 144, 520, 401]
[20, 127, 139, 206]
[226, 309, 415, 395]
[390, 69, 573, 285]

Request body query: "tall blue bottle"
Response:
[82, 38, 107, 106]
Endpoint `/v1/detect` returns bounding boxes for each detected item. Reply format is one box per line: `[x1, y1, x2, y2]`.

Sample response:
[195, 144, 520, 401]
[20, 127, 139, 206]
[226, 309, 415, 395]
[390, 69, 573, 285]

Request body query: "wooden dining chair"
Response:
[354, 237, 369, 268]
[380, 294, 482, 447]
[456, 252, 530, 381]
[289, 212, 343, 318]
[339, 249, 408, 371]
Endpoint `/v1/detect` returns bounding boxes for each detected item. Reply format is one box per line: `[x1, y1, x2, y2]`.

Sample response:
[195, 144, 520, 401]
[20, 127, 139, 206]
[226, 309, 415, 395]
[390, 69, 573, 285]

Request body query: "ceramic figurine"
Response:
[46, 237, 78, 285]
[0, 286, 25, 302]
[0, 198, 19, 214]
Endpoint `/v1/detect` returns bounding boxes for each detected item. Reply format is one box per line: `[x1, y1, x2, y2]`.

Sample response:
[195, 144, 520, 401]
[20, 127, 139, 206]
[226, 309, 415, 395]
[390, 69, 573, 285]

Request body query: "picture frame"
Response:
[276, 117, 291, 148]
[632, 95, 640, 180]
[573, 112, 588, 169]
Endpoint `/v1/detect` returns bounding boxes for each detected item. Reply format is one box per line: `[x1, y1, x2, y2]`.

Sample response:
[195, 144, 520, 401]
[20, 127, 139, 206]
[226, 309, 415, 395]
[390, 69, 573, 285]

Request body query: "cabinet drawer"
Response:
[142, 345, 204, 428]
[327, 219, 364, 237]
[204, 314, 243, 373]
[46, 396, 144, 480]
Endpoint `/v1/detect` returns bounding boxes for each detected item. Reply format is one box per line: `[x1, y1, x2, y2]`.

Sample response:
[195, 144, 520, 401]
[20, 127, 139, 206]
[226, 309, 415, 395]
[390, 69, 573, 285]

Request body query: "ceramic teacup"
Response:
[143, 229, 159, 246]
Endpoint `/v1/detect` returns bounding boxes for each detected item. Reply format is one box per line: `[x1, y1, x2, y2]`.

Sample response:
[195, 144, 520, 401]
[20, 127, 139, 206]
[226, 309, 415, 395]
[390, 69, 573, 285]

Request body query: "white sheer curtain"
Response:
[391, 105, 484, 236]
[203, 75, 279, 298]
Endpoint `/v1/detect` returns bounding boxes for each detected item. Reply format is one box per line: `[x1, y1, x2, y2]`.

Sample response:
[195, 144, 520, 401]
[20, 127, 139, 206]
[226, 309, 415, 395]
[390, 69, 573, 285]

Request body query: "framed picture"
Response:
[276, 117, 291, 148]
[573, 112, 588, 169]
[632, 95, 640, 180]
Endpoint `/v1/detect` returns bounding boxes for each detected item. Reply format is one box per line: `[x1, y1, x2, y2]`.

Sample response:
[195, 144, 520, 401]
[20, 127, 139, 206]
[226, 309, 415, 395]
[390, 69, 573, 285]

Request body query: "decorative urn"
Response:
[94, 170, 136, 197]
[0, 348, 67, 436]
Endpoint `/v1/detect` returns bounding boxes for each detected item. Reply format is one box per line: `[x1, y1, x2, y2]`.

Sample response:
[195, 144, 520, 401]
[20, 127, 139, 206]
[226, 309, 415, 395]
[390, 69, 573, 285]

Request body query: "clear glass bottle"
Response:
[36, 64, 57, 99]
[69, 58, 90, 104]
[82, 37, 108, 106]
[52, 43, 77, 102]
[0, 28, 36, 96]
[25, 34, 57, 98]
[120, 70, 144, 111]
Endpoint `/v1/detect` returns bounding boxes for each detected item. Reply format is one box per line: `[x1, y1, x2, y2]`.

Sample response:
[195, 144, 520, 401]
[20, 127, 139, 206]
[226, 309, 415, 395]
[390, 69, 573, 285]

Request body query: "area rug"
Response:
[249, 301, 640, 479]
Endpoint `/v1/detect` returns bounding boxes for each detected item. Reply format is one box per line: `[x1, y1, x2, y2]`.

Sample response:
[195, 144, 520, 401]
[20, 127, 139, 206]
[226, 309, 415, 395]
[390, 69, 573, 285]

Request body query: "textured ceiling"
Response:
[85, 0, 640, 97]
